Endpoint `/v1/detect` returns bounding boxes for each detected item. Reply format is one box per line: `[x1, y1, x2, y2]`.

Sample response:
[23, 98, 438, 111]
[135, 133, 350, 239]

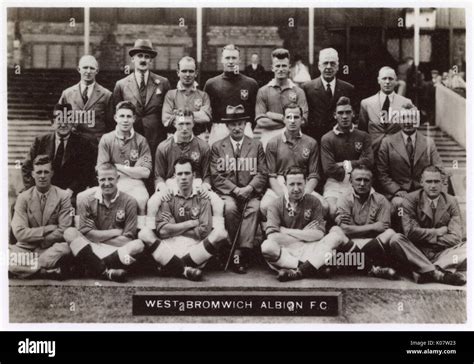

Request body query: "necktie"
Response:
[53, 137, 65, 170]
[139, 73, 147, 104]
[430, 200, 436, 227]
[406, 135, 414, 164]
[235, 142, 241, 185]
[326, 83, 332, 99]
[82, 85, 89, 104]
[382, 95, 390, 126]
[40, 194, 47, 211]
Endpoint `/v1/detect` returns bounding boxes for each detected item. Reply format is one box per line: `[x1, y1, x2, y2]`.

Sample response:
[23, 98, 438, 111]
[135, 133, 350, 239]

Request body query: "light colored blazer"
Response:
[12, 186, 72, 250]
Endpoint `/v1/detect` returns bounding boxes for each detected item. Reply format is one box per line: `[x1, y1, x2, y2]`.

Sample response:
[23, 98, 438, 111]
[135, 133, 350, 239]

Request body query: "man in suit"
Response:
[10, 155, 72, 279]
[113, 39, 171, 157]
[204, 44, 259, 146]
[302, 48, 355, 142]
[21, 103, 95, 205]
[254, 48, 308, 150]
[399, 165, 465, 285]
[245, 53, 266, 88]
[377, 105, 442, 212]
[58, 55, 114, 150]
[358, 66, 413, 156]
[210, 105, 268, 273]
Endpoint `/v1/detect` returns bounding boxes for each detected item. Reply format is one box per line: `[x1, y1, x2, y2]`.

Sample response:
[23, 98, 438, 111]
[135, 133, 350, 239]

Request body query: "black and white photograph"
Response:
[3, 3, 468, 325]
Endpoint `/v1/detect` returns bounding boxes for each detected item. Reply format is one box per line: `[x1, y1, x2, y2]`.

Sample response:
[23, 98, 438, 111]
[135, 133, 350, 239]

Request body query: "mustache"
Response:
[140, 61, 147, 66]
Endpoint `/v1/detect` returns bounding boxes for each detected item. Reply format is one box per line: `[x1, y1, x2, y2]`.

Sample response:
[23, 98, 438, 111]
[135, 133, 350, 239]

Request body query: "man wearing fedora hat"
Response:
[210, 105, 268, 273]
[113, 39, 171, 157]
[204, 44, 259, 146]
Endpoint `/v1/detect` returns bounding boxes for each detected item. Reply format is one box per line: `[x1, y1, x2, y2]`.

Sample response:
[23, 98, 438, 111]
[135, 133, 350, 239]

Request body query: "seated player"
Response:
[139, 157, 228, 281]
[210, 105, 268, 273]
[10, 155, 72, 279]
[260, 104, 328, 219]
[400, 165, 466, 285]
[146, 109, 225, 231]
[77, 101, 152, 228]
[321, 96, 373, 219]
[335, 163, 400, 279]
[64, 163, 146, 282]
[260, 166, 349, 282]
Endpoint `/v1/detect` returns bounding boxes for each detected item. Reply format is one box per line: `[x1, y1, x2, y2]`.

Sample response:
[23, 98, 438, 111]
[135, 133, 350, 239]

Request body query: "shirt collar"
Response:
[94, 188, 120, 204]
[351, 187, 376, 202]
[284, 193, 304, 209]
[380, 91, 396, 103]
[177, 81, 198, 91]
[401, 131, 417, 144]
[230, 136, 244, 150]
[174, 188, 198, 199]
[268, 78, 297, 90]
[173, 132, 194, 144]
[135, 70, 149, 84]
[80, 81, 95, 91]
[425, 194, 440, 208]
[333, 123, 355, 135]
[55, 133, 70, 142]
[281, 128, 302, 143]
[35, 187, 51, 200]
[115, 126, 135, 140]
[323, 77, 336, 89]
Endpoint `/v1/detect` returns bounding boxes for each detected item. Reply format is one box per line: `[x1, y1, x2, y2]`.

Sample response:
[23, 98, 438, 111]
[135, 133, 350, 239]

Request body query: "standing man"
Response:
[377, 105, 442, 213]
[10, 155, 72, 279]
[260, 104, 327, 218]
[302, 48, 355, 142]
[399, 166, 466, 285]
[254, 48, 308, 150]
[64, 163, 146, 283]
[139, 157, 228, 281]
[321, 97, 373, 218]
[204, 44, 258, 146]
[59, 55, 114, 149]
[22, 103, 95, 205]
[113, 39, 170, 156]
[245, 53, 266, 88]
[162, 56, 212, 141]
[261, 166, 348, 282]
[210, 106, 268, 274]
[147, 109, 225, 233]
[358, 66, 413, 156]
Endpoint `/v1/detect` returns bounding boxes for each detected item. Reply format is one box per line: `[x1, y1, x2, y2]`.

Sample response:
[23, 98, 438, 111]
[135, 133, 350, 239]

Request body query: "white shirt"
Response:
[379, 91, 396, 106]
[323, 78, 336, 95]
[426, 195, 440, 209]
[401, 131, 417, 147]
[80, 82, 94, 100]
[94, 188, 120, 205]
[135, 70, 150, 87]
[230, 137, 244, 154]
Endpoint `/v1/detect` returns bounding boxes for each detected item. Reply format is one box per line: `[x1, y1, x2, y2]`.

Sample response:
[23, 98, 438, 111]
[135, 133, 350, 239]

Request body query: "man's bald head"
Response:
[78, 55, 99, 84]
[378, 66, 398, 94]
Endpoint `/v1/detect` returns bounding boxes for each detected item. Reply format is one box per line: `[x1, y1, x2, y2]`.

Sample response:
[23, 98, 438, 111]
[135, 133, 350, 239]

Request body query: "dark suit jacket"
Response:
[302, 77, 356, 141]
[210, 135, 268, 197]
[376, 130, 443, 199]
[21, 132, 95, 196]
[402, 189, 463, 257]
[244, 64, 266, 87]
[12, 185, 72, 250]
[113, 72, 171, 154]
[59, 82, 114, 146]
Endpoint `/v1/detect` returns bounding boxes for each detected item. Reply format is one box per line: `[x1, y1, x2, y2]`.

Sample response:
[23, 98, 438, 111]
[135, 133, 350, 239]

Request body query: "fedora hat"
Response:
[221, 104, 250, 123]
[129, 39, 157, 58]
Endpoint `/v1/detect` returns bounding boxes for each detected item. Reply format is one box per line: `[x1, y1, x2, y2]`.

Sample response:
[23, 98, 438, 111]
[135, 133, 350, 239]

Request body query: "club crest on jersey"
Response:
[289, 92, 297, 102]
[191, 207, 200, 219]
[116, 210, 125, 222]
[190, 151, 200, 161]
[240, 89, 249, 100]
[194, 98, 202, 109]
[302, 147, 310, 159]
[130, 149, 139, 161]
[304, 209, 312, 220]
[354, 142, 363, 152]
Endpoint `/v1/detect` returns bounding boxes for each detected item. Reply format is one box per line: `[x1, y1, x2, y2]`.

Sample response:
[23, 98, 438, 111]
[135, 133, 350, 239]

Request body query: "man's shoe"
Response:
[183, 266, 203, 281]
[230, 253, 248, 274]
[102, 268, 127, 283]
[419, 269, 466, 286]
[368, 266, 399, 280]
[231, 262, 248, 274]
[277, 268, 303, 282]
[38, 267, 66, 281]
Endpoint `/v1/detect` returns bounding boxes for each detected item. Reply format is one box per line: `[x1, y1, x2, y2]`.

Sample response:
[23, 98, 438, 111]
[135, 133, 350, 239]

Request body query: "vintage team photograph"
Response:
[5, 5, 467, 324]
